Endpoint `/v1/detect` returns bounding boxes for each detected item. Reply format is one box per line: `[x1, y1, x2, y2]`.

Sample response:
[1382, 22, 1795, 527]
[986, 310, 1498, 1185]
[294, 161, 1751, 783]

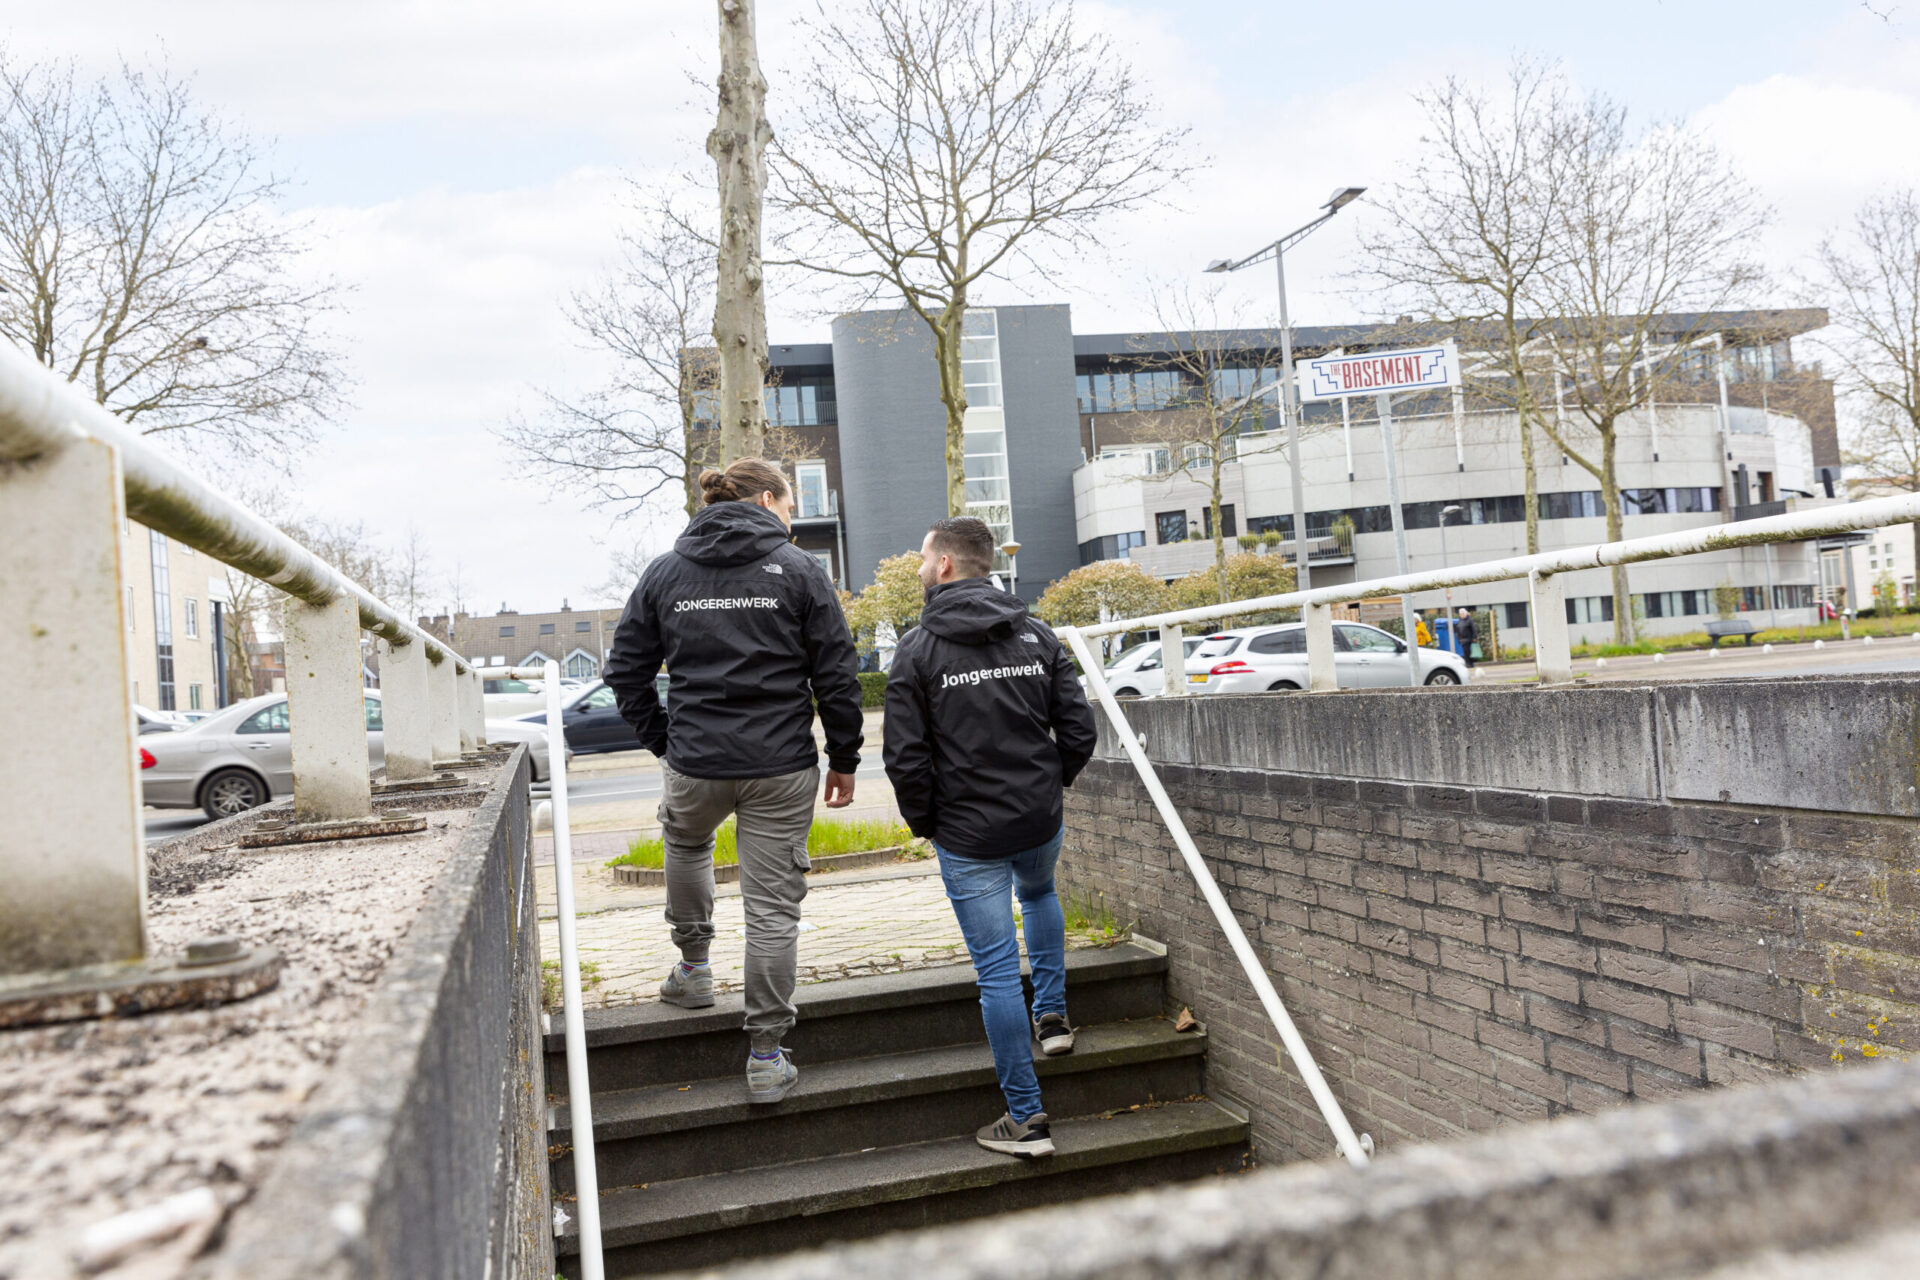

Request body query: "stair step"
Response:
[549, 943, 1168, 1096]
[552, 1017, 1208, 1190]
[556, 1099, 1249, 1275]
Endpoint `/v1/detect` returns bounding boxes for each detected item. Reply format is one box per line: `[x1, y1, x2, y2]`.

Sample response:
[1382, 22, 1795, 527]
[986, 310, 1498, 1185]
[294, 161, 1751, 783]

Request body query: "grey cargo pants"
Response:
[659, 762, 817, 1050]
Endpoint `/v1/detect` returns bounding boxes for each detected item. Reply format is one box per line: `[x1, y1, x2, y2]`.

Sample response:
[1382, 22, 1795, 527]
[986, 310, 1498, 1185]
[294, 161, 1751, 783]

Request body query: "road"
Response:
[141, 640, 1920, 844]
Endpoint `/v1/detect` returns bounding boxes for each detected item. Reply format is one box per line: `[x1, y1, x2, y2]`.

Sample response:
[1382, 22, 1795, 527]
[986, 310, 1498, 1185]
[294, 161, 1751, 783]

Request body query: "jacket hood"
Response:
[919, 576, 1029, 645]
[674, 501, 793, 567]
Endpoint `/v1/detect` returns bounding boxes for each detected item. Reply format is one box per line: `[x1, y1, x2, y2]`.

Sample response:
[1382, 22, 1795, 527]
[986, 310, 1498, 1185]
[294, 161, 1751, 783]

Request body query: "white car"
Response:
[1184, 622, 1468, 694]
[1086, 638, 1205, 699]
[480, 674, 548, 719]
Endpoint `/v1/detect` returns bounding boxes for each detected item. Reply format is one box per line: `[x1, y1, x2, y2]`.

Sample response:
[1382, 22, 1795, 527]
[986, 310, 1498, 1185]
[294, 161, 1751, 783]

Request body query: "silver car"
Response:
[1184, 622, 1469, 694]
[140, 689, 558, 818]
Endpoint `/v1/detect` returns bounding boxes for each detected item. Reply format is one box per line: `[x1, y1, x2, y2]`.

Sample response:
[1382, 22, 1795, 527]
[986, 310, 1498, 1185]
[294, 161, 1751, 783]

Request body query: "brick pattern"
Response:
[1061, 761, 1920, 1162]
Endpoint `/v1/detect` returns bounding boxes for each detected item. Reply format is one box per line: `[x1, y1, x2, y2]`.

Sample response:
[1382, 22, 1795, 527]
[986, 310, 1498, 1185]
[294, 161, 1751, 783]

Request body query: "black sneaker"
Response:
[1032, 1012, 1075, 1056]
[976, 1111, 1054, 1158]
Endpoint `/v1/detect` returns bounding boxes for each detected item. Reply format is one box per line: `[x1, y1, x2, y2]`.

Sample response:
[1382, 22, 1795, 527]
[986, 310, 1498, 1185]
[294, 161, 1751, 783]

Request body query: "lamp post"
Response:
[1438, 504, 1463, 654]
[1002, 540, 1022, 597]
[1206, 186, 1366, 595]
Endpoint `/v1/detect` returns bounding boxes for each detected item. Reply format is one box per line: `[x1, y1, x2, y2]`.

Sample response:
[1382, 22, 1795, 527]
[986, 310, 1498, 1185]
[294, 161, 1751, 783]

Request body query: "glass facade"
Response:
[149, 530, 175, 711]
[960, 310, 1015, 569]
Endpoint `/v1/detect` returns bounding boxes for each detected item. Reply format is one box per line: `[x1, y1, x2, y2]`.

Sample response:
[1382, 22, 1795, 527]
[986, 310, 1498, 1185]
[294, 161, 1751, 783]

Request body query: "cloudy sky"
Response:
[9, 0, 1920, 613]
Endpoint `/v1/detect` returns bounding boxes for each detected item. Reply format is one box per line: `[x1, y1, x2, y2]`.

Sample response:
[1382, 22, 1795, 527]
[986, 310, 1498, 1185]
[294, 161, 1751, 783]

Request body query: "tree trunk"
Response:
[933, 304, 969, 516]
[1210, 468, 1227, 603]
[1600, 425, 1633, 644]
[1519, 406, 1541, 555]
[708, 0, 771, 464]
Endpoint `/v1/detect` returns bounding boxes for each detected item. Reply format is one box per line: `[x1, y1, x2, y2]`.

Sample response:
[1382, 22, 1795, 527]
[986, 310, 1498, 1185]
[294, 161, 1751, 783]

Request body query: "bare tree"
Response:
[1813, 189, 1920, 570]
[0, 56, 344, 462]
[501, 195, 720, 518]
[1124, 284, 1290, 598]
[591, 536, 656, 606]
[1526, 101, 1768, 643]
[709, 0, 773, 463]
[1359, 60, 1578, 555]
[771, 0, 1196, 515]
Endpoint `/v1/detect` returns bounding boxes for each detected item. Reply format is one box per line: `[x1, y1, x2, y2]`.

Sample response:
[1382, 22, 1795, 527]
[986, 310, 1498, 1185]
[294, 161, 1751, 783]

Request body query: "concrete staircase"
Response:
[548, 943, 1250, 1277]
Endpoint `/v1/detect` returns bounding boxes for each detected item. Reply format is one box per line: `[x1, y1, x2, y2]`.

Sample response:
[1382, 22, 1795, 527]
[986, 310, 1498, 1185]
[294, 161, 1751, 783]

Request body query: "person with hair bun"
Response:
[604, 456, 863, 1104]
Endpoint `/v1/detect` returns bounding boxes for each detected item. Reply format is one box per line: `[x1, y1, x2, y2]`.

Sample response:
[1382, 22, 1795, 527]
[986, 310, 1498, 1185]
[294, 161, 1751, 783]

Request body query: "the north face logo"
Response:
[1021, 632, 1039, 644]
[762, 563, 784, 575]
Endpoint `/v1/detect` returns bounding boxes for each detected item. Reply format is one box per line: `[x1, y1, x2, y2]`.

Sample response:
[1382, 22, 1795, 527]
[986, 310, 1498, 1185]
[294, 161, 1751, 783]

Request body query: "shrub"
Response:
[608, 816, 918, 870]
[857, 670, 887, 707]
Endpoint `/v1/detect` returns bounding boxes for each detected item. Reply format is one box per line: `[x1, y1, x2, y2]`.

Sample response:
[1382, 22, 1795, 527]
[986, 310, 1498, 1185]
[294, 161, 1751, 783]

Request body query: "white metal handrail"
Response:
[1058, 624, 1374, 1168]
[539, 660, 604, 1278]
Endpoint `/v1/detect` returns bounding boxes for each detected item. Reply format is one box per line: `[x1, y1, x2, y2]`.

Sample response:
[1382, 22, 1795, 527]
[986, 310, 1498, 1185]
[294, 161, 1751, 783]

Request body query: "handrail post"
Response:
[459, 666, 487, 749]
[428, 653, 462, 766]
[284, 593, 373, 824]
[1530, 570, 1574, 685]
[1159, 624, 1187, 697]
[1, 434, 147, 974]
[1305, 601, 1337, 691]
[378, 637, 434, 781]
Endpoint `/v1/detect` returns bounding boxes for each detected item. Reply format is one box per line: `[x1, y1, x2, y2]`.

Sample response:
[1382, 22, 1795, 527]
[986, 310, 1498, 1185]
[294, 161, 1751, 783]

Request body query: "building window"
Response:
[961, 308, 1003, 409]
[1155, 511, 1189, 545]
[540, 622, 556, 635]
[576, 620, 592, 632]
[184, 597, 199, 639]
[150, 530, 175, 710]
[1501, 601, 1529, 630]
[1075, 368, 1190, 413]
[1202, 504, 1237, 538]
[189, 683, 203, 710]
[500, 626, 515, 638]
[812, 550, 835, 579]
[762, 374, 837, 427]
[795, 460, 832, 519]
[960, 309, 1015, 569]
[1773, 584, 1815, 609]
[1565, 595, 1614, 625]
[564, 651, 599, 679]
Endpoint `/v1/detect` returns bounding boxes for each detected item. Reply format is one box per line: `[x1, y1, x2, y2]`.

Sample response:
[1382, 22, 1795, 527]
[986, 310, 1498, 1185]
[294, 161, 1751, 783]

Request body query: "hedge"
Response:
[857, 671, 888, 708]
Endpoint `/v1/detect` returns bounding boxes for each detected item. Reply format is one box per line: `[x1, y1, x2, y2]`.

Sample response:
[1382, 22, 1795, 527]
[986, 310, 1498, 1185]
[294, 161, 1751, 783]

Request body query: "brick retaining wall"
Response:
[1057, 679, 1920, 1164]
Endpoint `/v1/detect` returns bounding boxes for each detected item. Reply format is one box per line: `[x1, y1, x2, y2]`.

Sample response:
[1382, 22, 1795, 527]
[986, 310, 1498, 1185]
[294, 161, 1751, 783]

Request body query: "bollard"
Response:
[378, 637, 435, 781]
[1528, 570, 1573, 685]
[459, 666, 486, 749]
[1305, 601, 1337, 692]
[1160, 624, 1187, 697]
[284, 593, 374, 824]
[428, 652, 462, 765]
[1, 435, 147, 974]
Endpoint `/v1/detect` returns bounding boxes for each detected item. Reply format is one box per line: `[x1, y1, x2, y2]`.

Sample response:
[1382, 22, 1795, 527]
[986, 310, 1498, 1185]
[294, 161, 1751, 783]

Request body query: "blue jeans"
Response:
[934, 828, 1067, 1123]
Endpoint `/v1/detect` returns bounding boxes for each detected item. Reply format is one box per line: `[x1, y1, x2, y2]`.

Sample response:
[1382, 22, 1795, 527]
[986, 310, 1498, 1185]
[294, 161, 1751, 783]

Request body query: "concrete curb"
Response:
[610, 845, 913, 887]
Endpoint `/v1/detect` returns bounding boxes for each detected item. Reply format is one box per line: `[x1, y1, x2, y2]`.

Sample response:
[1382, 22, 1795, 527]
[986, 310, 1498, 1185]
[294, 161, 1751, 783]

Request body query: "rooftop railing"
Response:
[1, 340, 497, 1006]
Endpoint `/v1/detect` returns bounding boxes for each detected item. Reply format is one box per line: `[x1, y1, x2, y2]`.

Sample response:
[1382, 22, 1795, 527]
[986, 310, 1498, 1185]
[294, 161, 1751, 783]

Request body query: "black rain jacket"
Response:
[603, 501, 863, 780]
[882, 576, 1098, 859]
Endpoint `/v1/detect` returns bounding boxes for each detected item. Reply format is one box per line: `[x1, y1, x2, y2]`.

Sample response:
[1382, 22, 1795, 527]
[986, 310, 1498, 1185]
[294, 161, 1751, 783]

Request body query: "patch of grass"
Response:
[1062, 888, 1128, 943]
[541, 958, 603, 1011]
[606, 816, 918, 871]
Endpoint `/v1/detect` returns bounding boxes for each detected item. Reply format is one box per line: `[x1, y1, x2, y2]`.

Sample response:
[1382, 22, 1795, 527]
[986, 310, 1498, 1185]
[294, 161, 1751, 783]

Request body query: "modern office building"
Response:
[759, 303, 1836, 642]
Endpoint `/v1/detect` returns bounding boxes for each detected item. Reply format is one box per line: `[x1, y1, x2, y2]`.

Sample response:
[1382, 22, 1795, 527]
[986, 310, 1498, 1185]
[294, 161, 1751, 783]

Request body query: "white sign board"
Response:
[1300, 342, 1459, 402]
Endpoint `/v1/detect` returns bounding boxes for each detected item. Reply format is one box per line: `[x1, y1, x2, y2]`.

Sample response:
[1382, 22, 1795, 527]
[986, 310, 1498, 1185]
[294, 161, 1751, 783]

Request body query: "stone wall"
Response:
[1057, 679, 1920, 1164]
[201, 750, 551, 1279]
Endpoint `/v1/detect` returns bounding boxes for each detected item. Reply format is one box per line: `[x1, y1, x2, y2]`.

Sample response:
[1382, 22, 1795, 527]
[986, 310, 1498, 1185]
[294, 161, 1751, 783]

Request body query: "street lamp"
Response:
[1438, 504, 1463, 649]
[1001, 540, 1022, 597]
[1205, 186, 1367, 593]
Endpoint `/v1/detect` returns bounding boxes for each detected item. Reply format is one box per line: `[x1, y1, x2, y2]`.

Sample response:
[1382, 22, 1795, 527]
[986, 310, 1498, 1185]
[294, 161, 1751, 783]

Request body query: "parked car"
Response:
[516, 676, 667, 755]
[1184, 622, 1468, 694]
[139, 689, 561, 818]
[1086, 638, 1205, 699]
[480, 675, 548, 719]
[133, 704, 184, 734]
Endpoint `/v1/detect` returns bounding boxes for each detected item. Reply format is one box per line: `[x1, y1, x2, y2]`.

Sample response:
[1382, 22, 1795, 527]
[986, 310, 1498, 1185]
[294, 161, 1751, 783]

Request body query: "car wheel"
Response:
[1266, 679, 1302, 692]
[200, 768, 268, 818]
[1425, 669, 1462, 686]
[1114, 687, 1142, 700]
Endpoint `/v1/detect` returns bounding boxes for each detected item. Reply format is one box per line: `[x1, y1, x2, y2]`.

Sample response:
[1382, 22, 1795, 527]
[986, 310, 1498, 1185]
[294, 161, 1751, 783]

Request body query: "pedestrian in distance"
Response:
[603, 458, 864, 1105]
[1414, 610, 1435, 648]
[883, 516, 1100, 1159]
[1456, 606, 1479, 667]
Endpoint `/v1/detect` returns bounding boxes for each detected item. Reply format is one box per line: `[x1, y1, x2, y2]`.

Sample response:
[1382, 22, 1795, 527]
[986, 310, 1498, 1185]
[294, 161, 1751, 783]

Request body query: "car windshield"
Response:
[1106, 643, 1154, 671]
